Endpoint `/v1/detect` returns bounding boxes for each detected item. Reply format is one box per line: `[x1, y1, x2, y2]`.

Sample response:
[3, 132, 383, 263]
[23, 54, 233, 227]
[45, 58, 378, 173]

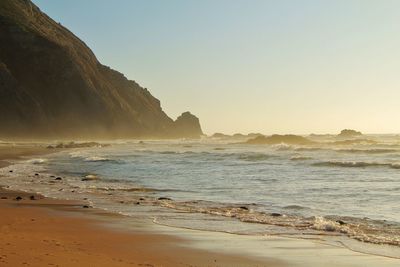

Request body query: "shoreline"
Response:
[1, 144, 400, 266]
[0, 187, 273, 267]
[0, 145, 279, 267]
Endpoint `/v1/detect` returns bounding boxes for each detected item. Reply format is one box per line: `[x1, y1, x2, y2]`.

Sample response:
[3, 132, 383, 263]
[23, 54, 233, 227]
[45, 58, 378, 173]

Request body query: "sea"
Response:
[1, 135, 400, 258]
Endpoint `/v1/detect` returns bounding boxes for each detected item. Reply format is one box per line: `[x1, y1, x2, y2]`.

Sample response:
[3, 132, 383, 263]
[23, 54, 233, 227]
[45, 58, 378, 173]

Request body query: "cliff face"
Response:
[0, 0, 202, 139]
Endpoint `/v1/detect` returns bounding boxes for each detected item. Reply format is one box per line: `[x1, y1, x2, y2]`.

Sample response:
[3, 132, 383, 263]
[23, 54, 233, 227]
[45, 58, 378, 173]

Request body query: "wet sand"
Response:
[0, 188, 277, 267]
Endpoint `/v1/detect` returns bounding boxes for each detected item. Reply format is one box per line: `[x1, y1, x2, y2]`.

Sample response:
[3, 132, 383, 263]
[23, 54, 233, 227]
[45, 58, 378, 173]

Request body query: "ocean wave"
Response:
[310, 216, 400, 247]
[295, 147, 324, 151]
[313, 161, 400, 169]
[160, 151, 178, 154]
[290, 156, 313, 161]
[237, 153, 274, 161]
[283, 204, 310, 210]
[27, 158, 48, 164]
[153, 200, 400, 247]
[84, 156, 115, 162]
[272, 143, 293, 151]
[69, 151, 85, 158]
[336, 148, 398, 154]
[68, 152, 121, 163]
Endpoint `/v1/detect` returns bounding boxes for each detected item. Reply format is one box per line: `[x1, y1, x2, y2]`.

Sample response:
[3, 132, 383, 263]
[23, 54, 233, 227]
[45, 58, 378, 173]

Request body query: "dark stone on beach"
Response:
[15, 196, 22, 201]
[136, 202, 140, 205]
[158, 197, 172, 201]
[336, 220, 346, 225]
[9, 170, 13, 173]
[50, 175, 55, 178]
[55, 177, 62, 180]
[34, 173, 39, 176]
[270, 213, 282, 217]
[239, 206, 249, 210]
[1, 196, 7, 199]
[139, 198, 145, 201]
[82, 205, 91, 208]
[29, 195, 36, 200]
[119, 201, 124, 203]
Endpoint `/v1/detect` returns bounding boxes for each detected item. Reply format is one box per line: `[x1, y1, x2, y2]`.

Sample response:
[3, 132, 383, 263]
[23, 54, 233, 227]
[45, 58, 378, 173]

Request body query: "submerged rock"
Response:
[338, 129, 362, 138]
[336, 220, 346, 225]
[158, 197, 172, 201]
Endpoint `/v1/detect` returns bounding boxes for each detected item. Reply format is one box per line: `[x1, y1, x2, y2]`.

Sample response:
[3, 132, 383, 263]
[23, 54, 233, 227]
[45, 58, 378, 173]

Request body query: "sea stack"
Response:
[172, 112, 203, 139]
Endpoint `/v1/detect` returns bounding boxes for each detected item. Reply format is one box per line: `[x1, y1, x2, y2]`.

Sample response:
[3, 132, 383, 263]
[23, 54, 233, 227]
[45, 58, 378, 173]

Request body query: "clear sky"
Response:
[32, 0, 400, 135]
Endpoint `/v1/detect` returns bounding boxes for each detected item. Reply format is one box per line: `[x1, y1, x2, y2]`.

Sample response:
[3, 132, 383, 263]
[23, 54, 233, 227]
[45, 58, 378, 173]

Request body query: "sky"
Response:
[32, 0, 400, 135]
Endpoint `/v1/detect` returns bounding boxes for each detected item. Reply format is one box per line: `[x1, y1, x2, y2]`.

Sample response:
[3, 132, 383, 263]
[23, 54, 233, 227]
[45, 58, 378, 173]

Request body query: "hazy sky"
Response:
[33, 0, 400, 135]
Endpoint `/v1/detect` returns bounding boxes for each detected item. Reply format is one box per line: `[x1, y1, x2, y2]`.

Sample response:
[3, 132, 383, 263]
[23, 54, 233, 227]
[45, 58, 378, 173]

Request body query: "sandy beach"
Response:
[0, 145, 278, 267]
[1, 145, 400, 267]
[0, 189, 276, 267]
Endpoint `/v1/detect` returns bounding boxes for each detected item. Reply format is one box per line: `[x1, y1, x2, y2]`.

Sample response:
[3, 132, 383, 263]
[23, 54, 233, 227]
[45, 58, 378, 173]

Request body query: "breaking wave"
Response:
[27, 158, 48, 164]
[336, 148, 398, 154]
[84, 156, 115, 162]
[313, 161, 400, 169]
[237, 153, 275, 161]
[272, 143, 293, 151]
[290, 156, 313, 161]
[153, 199, 400, 248]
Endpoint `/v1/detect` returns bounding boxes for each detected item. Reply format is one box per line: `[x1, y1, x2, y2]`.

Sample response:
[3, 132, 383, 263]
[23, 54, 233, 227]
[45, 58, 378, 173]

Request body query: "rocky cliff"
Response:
[337, 129, 362, 138]
[0, 0, 203, 139]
